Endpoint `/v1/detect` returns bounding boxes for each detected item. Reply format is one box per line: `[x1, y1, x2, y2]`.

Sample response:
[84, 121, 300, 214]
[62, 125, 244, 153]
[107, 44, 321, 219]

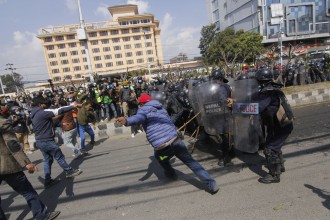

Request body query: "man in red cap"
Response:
[118, 93, 219, 194]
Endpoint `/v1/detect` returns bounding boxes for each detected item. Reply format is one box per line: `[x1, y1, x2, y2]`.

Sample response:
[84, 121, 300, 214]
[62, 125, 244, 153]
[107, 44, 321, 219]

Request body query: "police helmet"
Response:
[211, 70, 228, 83]
[237, 74, 249, 80]
[167, 84, 175, 92]
[255, 68, 274, 82]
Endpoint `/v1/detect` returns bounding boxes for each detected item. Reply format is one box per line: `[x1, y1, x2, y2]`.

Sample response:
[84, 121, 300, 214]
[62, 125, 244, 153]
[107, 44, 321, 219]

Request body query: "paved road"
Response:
[2, 102, 330, 220]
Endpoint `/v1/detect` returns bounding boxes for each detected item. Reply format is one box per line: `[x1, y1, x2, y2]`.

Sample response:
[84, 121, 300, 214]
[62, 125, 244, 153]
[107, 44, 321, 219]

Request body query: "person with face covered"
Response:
[29, 97, 83, 188]
[119, 81, 133, 117]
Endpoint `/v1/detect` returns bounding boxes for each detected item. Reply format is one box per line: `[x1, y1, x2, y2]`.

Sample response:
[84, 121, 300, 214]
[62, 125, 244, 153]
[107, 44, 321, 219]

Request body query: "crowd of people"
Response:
[0, 68, 296, 219]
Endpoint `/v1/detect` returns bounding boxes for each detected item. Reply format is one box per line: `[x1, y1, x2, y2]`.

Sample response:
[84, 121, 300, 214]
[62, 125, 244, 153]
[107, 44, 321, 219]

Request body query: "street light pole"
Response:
[5, 63, 19, 94]
[0, 75, 5, 95]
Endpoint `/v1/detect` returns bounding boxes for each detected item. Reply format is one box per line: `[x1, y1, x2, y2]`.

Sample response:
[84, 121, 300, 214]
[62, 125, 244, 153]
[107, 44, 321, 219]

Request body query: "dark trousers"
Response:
[265, 123, 293, 153]
[0, 171, 48, 220]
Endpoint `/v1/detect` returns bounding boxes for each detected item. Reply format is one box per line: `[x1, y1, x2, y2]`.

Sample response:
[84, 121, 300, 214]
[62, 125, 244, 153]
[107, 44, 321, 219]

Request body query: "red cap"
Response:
[138, 93, 152, 103]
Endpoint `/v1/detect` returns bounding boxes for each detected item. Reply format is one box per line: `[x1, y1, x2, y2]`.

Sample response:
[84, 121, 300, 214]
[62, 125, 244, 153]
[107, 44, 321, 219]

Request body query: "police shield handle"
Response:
[25, 163, 38, 174]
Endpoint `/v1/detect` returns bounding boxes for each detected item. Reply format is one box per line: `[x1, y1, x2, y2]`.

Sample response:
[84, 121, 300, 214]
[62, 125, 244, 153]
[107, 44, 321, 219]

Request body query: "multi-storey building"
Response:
[37, 4, 164, 82]
[208, 0, 330, 57]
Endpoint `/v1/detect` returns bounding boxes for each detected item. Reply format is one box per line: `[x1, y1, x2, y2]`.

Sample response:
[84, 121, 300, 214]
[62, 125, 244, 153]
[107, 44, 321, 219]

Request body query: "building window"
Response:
[148, 57, 154, 62]
[115, 54, 122, 59]
[53, 76, 61, 81]
[104, 55, 112, 60]
[59, 52, 67, 57]
[136, 51, 143, 56]
[101, 39, 109, 44]
[92, 48, 100, 53]
[70, 51, 78, 56]
[94, 56, 102, 61]
[90, 40, 98, 45]
[44, 37, 53, 43]
[84, 65, 88, 70]
[95, 63, 103, 68]
[106, 62, 113, 67]
[125, 52, 133, 57]
[80, 42, 85, 46]
[51, 69, 59, 74]
[58, 44, 66, 49]
[63, 67, 70, 72]
[55, 36, 64, 41]
[119, 21, 129, 25]
[112, 38, 120, 43]
[65, 75, 72, 80]
[61, 60, 69, 65]
[132, 28, 140, 33]
[89, 32, 97, 38]
[147, 50, 153, 55]
[127, 60, 134, 65]
[48, 53, 56, 58]
[103, 47, 111, 52]
[116, 61, 124, 66]
[81, 50, 86, 54]
[75, 74, 82, 78]
[72, 58, 80, 63]
[73, 66, 81, 71]
[67, 35, 75, 40]
[145, 34, 151, 40]
[130, 20, 140, 25]
[46, 45, 54, 50]
[143, 27, 150, 32]
[99, 31, 108, 36]
[121, 29, 129, 34]
[50, 61, 58, 66]
[133, 36, 141, 40]
[141, 19, 150, 23]
[124, 44, 131, 49]
[137, 58, 144, 64]
[123, 37, 130, 42]
[69, 42, 76, 48]
[83, 57, 87, 62]
[111, 30, 119, 35]
[114, 46, 121, 51]
[135, 43, 142, 48]
[146, 42, 152, 47]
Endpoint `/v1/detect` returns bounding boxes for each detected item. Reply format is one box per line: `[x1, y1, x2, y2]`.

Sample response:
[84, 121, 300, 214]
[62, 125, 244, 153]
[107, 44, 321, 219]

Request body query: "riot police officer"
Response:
[254, 68, 294, 183]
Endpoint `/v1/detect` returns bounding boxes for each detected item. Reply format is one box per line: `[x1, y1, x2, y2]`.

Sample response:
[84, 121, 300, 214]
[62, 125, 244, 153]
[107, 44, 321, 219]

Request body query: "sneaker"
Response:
[137, 130, 143, 133]
[131, 133, 135, 138]
[209, 185, 220, 195]
[207, 181, 219, 195]
[44, 179, 60, 189]
[66, 169, 83, 178]
[46, 211, 61, 220]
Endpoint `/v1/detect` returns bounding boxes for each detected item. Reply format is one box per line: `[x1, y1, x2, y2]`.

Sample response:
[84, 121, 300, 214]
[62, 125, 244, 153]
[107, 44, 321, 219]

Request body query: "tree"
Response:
[1, 72, 24, 94]
[199, 23, 217, 63]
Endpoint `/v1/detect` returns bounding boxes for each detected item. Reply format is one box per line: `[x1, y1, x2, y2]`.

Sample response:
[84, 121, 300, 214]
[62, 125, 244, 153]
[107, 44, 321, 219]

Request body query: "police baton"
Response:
[177, 111, 201, 132]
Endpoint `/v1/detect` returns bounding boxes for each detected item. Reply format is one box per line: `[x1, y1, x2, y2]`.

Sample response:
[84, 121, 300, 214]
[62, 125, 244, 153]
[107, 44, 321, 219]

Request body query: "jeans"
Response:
[36, 140, 73, 183]
[62, 128, 80, 154]
[78, 124, 95, 151]
[104, 102, 117, 119]
[0, 172, 49, 220]
[154, 139, 217, 191]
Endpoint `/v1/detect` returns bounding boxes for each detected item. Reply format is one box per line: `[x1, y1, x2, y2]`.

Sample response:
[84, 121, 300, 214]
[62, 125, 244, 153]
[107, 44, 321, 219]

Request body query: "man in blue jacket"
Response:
[29, 97, 82, 189]
[118, 94, 219, 194]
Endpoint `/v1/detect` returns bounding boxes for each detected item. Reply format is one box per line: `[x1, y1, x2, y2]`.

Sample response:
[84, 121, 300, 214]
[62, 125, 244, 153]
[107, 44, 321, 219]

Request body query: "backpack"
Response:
[276, 91, 294, 127]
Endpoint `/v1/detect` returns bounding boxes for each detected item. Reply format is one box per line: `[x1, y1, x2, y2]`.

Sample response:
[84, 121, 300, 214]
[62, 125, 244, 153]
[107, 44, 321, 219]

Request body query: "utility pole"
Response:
[76, 0, 94, 83]
[5, 63, 19, 94]
[0, 75, 5, 95]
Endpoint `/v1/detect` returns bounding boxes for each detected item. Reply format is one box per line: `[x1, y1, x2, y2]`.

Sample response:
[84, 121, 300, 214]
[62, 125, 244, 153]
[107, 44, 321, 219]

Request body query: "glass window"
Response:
[114, 46, 121, 51]
[90, 40, 98, 45]
[133, 36, 141, 40]
[286, 3, 314, 35]
[111, 30, 119, 35]
[126, 52, 133, 57]
[146, 42, 152, 47]
[132, 28, 140, 33]
[59, 52, 67, 57]
[74, 66, 81, 71]
[61, 60, 69, 65]
[148, 57, 154, 62]
[103, 47, 111, 52]
[143, 27, 150, 32]
[44, 37, 53, 43]
[81, 50, 86, 54]
[69, 42, 76, 48]
[51, 69, 59, 74]
[63, 67, 70, 72]
[106, 62, 113, 67]
[116, 61, 124, 66]
[101, 39, 109, 44]
[99, 31, 108, 36]
[80, 42, 85, 46]
[141, 19, 150, 23]
[83, 57, 87, 62]
[115, 54, 122, 59]
[84, 65, 88, 70]
[53, 76, 61, 81]
[136, 51, 143, 56]
[104, 55, 112, 60]
[123, 37, 130, 42]
[135, 43, 142, 48]
[70, 51, 78, 56]
[67, 35, 75, 40]
[95, 63, 103, 68]
[55, 36, 64, 41]
[112, 38, 120, 43]
[130, 20, 140, 25]
[89, 32, 97, 37]
[119, 21, 129, 25]
[147, 50, 153, 55]
[75, 74, 82, 78]
[127, 60, 134, 65]
[137, 58, 144, 64]
[124, 44, 131, 49]
[48, 53, 56, 58]
[72, 58, 80, 63]
[92, 48, 100, 53]
[50, 61, 58, 66]
[144, 34, 151, 40]
[121, 29, 129, 34]
[94, 56, 102, 61]
[58, 44, 66, 49]
[46, 45, 54, 50]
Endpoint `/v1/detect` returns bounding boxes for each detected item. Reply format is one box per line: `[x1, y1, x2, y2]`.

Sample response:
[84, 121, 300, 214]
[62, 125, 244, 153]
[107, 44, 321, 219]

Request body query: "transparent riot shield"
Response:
[150, 91, 167, 106]
[197, 81, 231, 135]
[188, 79, 202, 125]
[231, 79, 260, 153]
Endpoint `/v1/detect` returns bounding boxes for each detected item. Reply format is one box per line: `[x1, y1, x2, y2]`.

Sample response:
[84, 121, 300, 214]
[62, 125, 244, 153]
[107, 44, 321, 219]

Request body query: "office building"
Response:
[37, 4, 164, 82]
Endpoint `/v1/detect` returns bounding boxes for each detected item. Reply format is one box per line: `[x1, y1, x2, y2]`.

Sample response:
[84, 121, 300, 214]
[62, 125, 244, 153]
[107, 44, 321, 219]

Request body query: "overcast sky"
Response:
[0, 0, 210, 82]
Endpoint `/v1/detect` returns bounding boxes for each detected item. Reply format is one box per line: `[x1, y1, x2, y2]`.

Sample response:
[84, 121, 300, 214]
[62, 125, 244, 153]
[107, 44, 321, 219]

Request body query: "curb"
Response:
[286, 88, 330, 107]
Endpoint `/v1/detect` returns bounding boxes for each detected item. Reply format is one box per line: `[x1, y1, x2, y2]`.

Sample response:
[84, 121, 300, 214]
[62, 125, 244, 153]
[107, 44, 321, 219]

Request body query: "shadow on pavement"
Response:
[304, 184, 330, 210]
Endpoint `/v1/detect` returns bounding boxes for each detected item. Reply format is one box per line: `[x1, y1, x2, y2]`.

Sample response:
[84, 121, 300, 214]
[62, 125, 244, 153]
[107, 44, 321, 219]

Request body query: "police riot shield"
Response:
[150, 91, 167, 106]
[187, 79, 203, 125]
[231, 79, 260, 153]
[197, 81, 231, 135]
